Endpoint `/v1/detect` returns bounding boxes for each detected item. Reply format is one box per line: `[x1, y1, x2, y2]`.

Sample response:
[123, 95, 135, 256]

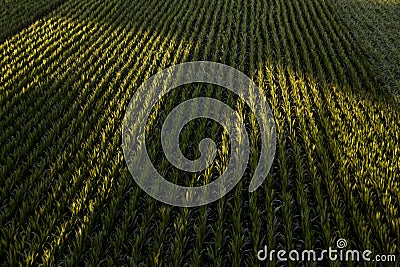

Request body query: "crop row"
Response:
[0, 0, 398, 265]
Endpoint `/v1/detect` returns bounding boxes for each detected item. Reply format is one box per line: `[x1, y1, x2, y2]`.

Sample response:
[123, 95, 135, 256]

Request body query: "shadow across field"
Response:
[1, 0, 399, 265]
[334, 0, 400, 98]
[0, 0, 68, 42]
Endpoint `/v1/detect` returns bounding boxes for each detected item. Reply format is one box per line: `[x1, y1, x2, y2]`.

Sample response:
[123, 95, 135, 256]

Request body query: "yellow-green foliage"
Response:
[0, 0, 399, 265]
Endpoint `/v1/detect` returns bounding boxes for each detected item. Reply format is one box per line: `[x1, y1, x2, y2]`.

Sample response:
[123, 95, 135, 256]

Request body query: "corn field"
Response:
[334, 0, 400, 97]
[0, 0, 399, 265]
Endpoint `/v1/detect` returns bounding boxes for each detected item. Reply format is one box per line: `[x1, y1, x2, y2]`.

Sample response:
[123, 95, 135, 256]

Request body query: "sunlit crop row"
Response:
[0, 0, 399, 265]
